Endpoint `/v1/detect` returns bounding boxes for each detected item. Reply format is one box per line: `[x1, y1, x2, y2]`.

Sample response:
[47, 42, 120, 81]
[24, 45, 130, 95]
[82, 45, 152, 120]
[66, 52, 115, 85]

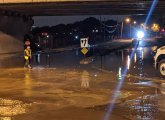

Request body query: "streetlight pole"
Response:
[121, 21, 124, 39]
[130, 24, 132, 38]
[121, 18, 131, 39]
[125, 18, 131, 38]
[104, 18, 106, 41]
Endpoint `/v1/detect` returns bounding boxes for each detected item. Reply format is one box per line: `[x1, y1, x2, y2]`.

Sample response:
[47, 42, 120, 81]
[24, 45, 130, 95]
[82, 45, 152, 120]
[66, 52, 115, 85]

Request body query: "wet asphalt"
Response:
[0, 42, 165, 120]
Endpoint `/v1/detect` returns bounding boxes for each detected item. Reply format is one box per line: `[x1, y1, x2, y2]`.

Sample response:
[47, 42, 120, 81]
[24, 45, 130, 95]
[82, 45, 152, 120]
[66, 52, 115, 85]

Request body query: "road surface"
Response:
[0, 40, 165, 120]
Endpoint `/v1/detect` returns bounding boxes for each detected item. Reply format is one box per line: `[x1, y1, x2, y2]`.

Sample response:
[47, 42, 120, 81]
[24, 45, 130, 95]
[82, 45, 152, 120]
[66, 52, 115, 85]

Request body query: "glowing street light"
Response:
[125, 18, 131, 23]
[75, 35, 79, 39]
[133, 21, 137, 24]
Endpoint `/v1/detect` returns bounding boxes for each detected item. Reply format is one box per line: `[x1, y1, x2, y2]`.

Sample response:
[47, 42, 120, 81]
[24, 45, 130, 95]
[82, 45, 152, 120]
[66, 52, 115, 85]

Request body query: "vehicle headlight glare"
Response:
[137, 31, 144, 39]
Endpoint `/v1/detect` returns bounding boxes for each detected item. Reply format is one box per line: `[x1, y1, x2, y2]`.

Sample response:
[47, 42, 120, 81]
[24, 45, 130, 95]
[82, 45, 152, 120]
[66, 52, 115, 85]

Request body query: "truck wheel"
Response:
[158, 60, 165, 78]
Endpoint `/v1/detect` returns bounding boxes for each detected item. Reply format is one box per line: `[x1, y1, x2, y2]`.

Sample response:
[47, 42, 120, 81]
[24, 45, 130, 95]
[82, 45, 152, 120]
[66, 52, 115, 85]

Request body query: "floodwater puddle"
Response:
[86, 94, 165, 120]
[0, 98, 31, 120]
[123, 95, 165, 120]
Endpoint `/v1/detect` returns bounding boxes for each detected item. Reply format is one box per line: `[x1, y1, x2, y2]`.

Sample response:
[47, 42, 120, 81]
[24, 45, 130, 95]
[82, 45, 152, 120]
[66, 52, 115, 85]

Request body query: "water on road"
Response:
[0, 45, 165, 120]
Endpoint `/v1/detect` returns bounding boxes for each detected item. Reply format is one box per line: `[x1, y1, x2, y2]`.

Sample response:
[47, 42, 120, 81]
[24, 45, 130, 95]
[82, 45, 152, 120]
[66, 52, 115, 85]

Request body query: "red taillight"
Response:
[161, 29, 165, 32]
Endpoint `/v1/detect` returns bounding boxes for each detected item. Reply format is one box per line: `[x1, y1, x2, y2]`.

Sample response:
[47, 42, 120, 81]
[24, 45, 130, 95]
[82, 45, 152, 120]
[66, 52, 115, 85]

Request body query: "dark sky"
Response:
[33, 15, 126, 27]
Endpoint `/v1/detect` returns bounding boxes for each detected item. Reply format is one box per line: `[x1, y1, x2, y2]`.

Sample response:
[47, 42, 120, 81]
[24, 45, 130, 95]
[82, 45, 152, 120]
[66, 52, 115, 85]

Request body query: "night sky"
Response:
[33, 15, 126, 27]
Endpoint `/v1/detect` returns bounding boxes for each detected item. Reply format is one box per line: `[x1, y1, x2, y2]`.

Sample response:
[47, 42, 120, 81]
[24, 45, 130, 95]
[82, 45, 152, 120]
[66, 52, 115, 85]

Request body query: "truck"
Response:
[154, 46, 165, 77]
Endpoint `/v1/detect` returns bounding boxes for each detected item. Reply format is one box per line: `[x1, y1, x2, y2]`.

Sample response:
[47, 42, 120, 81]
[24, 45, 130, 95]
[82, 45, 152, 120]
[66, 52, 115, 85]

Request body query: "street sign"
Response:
[81, 47, 88, 55]
[80, 38, 88, 48]
[151, 23, 160, 32]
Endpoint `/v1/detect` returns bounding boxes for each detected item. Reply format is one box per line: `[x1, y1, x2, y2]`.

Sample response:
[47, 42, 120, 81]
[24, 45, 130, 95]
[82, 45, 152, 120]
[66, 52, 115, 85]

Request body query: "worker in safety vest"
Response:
[24, 46, 32, 69]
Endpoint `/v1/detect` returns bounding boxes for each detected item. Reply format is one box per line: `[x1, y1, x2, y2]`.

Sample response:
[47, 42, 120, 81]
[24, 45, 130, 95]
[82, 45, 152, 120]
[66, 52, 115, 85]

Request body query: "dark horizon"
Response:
[33, 15, 126, 27]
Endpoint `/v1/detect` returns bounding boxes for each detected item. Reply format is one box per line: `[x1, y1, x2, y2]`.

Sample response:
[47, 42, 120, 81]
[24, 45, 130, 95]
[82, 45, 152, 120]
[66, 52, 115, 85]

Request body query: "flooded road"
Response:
[29, 45, 158, 79]
[0, 45, 165, 120]
[0, 98, 31, 120]
[98, 46, 157, 78]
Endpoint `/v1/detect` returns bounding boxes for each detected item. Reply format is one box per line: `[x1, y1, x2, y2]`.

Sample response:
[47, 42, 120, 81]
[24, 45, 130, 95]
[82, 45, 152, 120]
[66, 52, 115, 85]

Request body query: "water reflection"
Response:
[121, 50, 124, 62]
[134, 53, 137, 63]
[81, 70, 90, 88]
[141, 49, 144, 60]
[127, 55, 130, 70]
[126, 47, 144, 71]
[126, 95, 159, 120]
[124, 85, 165, 120]
[37, 54, 41, 64]
[137, 47, 144, 60]
[24, 70, 32, 96]
[76, 49, 79, 56]
[0, 117, 12, 120]
[118, 67, 122, 79]
[29, 46, 157, 78]
[137, 48, 144, 78]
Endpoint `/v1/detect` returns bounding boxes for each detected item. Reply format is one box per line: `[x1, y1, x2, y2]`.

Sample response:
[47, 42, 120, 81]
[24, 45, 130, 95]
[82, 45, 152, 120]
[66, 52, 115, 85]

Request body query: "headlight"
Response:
[136, 31, 144, 40]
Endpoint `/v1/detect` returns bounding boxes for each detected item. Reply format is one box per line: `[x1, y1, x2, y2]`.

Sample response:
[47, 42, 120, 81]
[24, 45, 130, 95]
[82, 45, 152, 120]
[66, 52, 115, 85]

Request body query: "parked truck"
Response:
[154, 46, 165, 77]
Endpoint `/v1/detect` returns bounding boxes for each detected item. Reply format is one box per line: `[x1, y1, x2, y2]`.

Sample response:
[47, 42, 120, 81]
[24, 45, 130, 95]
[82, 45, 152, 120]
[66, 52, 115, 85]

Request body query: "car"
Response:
[154, 46, 165, 77]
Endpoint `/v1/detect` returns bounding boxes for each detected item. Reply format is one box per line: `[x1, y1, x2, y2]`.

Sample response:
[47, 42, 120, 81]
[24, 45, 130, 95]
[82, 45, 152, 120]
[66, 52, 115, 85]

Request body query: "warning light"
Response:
[161, 29, 165, 32]
[41, 32, 48, 35]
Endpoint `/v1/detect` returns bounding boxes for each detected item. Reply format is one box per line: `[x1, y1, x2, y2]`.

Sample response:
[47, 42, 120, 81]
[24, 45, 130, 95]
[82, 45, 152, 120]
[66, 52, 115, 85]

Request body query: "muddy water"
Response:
[122, 95, 165, 120]
[0, 98, 31, 120]
[29, 46, 158, 79]
[0, 46, 157, 79]
[0, 47, 165, 120]
[92, 46, 157, 78]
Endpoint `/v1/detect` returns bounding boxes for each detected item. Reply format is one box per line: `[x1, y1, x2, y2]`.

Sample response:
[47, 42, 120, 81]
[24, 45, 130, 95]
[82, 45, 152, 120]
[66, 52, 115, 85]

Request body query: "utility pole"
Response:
[121, 21, 123, 39]
[104, 18, 106, 41]
[100, 16, 103, 42]
[100, 16, 102, 33]
[130, 24, 132, 38]
[117, 16, 120, 39]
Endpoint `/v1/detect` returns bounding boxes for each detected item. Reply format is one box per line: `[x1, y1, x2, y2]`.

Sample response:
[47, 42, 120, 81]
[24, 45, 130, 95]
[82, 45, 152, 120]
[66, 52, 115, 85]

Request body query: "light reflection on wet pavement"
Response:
[123, 95, 165, 120]
[0, 98, 31, 120]
[0, 46, 157, 79]
[0, 46, 165, 119]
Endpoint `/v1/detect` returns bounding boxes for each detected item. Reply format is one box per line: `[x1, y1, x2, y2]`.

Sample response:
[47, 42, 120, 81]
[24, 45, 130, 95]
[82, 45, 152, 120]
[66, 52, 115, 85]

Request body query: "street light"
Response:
[140, 23, 144, 29]
[125, 18, 131, 23]
[133, 21, 137, 24]
[151, 23, 160, 32]
[75, 35, 79, 39]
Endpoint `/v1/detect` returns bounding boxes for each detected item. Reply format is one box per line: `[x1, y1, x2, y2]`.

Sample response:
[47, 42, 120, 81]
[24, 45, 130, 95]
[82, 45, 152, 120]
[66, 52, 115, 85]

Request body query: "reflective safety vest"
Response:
[24, 49, 31, 60]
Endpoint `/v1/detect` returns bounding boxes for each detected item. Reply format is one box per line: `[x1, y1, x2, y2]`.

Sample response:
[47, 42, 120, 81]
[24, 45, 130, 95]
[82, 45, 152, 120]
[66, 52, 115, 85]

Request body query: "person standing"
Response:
[24, 46, 32, 69]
